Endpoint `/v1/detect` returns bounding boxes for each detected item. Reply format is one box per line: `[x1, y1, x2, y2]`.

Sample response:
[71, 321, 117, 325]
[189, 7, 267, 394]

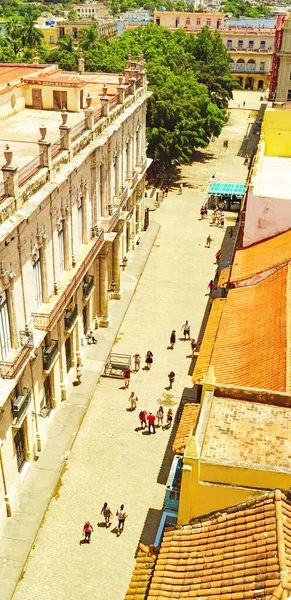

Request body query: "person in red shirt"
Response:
[139, 409, 147, 429]
[82, 521, 94, 544]
[147, 411, 156, 434]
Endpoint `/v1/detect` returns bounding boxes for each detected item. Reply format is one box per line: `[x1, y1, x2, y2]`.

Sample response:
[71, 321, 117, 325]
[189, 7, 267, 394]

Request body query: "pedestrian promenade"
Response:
[8, 110, 251, 600]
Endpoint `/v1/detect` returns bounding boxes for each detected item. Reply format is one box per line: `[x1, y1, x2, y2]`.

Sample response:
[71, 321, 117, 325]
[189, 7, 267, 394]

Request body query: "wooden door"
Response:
[32, 88, 42, 110]
[14, 428, 26, 472]
[65, 337, 72, 373]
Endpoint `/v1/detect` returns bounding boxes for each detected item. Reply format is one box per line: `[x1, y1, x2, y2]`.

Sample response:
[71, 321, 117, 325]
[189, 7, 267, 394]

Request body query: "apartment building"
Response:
[154, 10, 225, 31]
[0, 55, 150, 524]
[220, 26, 275, 90]
[72, 3, 108, 19]
[57, 17, 118, 41]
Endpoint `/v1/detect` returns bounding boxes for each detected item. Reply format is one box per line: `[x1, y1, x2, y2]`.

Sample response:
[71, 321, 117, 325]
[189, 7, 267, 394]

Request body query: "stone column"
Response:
[63, 216, 71, 271]
[59, 111, 71, 155]
[82, 183, 89, 244]
[38, 126, 52, 170]
[7, 277, 19, 349]
[112, 233, 122, 299]
[107, 143, 112, 210]
[84, 106, 95, 133]
[94, 257, 100, 326]
[40, 244, 48, 303]
[100, 84, 110, 117]
[1, 145, 18, 199]
[100, 163, 107, 217]
[99, 252, 110, 327]
[0, 441, 11, 517]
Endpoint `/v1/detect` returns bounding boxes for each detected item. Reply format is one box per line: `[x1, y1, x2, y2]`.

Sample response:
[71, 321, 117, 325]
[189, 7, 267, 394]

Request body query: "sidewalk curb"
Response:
[0, 221, 161, 600]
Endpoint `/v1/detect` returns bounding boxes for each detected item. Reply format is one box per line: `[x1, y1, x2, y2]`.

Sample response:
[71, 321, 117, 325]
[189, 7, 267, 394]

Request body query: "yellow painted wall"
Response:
[35, 25, 57, 48]
[25, 85, 81, 112]
[262, 109, 291, 156]
[178, 430, 291, 524]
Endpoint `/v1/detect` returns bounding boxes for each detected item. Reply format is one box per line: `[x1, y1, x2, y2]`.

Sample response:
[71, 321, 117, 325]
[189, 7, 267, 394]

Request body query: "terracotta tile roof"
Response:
[125, 544, 158, 600]
[218, 266, 231, 288]
[146, 490, 291, 600]
[192, 299, 225, 385]
[231, 229, 291, 284]
[201, 396, 291, 469]
[193, 265, 291, 392]
[172, 403, 200, 454]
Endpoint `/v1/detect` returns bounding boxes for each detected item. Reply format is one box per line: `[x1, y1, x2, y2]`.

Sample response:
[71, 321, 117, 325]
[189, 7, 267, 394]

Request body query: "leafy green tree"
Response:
[79, 24, 99, 50]
[56, 34, 75, 53]
[222, 0, 270, 17]
[67, 8, 77, 21]
[20, 15, 44, 48]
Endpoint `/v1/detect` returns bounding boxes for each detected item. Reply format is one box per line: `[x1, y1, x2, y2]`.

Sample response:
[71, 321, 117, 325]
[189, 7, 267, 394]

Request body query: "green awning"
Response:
[208, 182, 246, 196]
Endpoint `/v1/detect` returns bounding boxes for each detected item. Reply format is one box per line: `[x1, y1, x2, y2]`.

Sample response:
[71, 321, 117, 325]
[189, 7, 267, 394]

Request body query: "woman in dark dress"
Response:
[145, 350, 153, 370]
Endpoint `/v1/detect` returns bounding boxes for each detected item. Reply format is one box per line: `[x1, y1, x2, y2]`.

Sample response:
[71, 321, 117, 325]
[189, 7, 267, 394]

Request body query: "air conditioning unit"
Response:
[12, 395, 26, 418]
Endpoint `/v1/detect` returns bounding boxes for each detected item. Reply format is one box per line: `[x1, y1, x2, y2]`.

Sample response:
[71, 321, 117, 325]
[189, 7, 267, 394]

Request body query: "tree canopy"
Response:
[221, 0, 270, 17]
[0, 21, 235, 168]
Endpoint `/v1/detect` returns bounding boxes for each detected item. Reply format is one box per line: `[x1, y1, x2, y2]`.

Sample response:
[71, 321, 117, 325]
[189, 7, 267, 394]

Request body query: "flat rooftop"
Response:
[0, 108, 83, 173]
[201, 396, 291, 471]
[255, 155, 291, 199]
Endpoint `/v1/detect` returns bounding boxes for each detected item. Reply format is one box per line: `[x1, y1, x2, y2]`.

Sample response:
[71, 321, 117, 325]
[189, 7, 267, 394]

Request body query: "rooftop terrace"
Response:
[202, 396, 291, 471]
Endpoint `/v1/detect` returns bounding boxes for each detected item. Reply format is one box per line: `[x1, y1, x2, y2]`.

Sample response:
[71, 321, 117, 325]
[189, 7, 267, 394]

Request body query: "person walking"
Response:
[169, 330, 176, 349]
[123, 367, 132, 389]
[145, 350, 153, 370]
[178, 183, 183, 195]
[190, 338, 197, 358]
[133, 352, 141, 372]
[76, 365, 83, 385]
[207, 280, 215, 295]
[128, 391, 138, 410]
[147, 411, 156, 434]
[116, 504, 127, 537]
[168, 371, 175, 389]
[156, 406, 164, 427]
[164, 185, 169, 197]
[215, 250, 221, 265]
[206, 234, 213, 248]
[82, 521, 94, 543]
[139, 408, 147, 429]
[181, 320, 191, 340]
[100, 502, 113, 528]
[167, 409, 173, 428]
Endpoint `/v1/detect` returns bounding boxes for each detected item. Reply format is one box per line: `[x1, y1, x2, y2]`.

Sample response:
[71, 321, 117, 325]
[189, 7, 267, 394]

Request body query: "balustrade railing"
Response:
[109, 94, 120, 110]
[120, 186, 129, 204]
[51, 136, 64, 159]
[42, 339, 59, 371]
[71, 119, 87, 142]
[18, 154, 43, 188]
[0, 179, 7, 201]
[64, 304, 78, 331]
[0, 331, 34, 379]
[94, 107, 103, 123]
[135, 78, 141, 89]
[124, 85, 132, 98]
[83, 275, 94, 299]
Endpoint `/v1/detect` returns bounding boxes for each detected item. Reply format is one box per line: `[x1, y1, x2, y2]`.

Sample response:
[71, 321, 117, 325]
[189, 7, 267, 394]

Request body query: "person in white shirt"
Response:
[181, 320, 191, 340]
[116, 504, 127, 537]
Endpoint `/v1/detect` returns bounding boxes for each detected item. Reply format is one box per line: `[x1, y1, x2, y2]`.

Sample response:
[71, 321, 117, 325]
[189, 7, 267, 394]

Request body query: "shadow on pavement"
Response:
[135, 507, 163, 552]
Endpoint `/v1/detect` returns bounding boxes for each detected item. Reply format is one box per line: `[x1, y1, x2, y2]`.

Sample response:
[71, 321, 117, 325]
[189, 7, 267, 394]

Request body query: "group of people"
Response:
[82, 503, 128, 543]
[138, 406, 173, 434]
[210, 209, 225, 228]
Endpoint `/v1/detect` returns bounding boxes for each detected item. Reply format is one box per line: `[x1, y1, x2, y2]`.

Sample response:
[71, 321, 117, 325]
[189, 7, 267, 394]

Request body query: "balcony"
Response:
[231, 65, 267, 74]
[83, 275, 94, 300]
[0, 331, 34, 379]
[42, 339, 59, 371]
[11, 387, 31, 424]
[64, 304, 78, 332]
[119, 186, 129, 204]
[164, 455, 183, 512]
[131, 170, 139, 188]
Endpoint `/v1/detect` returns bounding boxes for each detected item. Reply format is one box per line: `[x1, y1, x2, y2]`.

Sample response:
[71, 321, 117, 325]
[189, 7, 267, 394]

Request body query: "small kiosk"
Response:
[207, 182, 246, 211]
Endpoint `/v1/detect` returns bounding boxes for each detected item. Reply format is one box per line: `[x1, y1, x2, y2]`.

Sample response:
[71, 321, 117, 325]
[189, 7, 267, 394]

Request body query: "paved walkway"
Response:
[7, 110, 252, 600]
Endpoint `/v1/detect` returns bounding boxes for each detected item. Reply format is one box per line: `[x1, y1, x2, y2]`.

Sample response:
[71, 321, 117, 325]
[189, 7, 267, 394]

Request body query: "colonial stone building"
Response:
[0, 55, 150, 524]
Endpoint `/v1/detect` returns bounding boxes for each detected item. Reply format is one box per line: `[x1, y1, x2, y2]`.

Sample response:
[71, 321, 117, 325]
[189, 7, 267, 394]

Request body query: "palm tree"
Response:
[56, 35, 76, 53]
[6, 17, 23, 55]
[20, 15, 44, 48]
[79, 24, 99, 51]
